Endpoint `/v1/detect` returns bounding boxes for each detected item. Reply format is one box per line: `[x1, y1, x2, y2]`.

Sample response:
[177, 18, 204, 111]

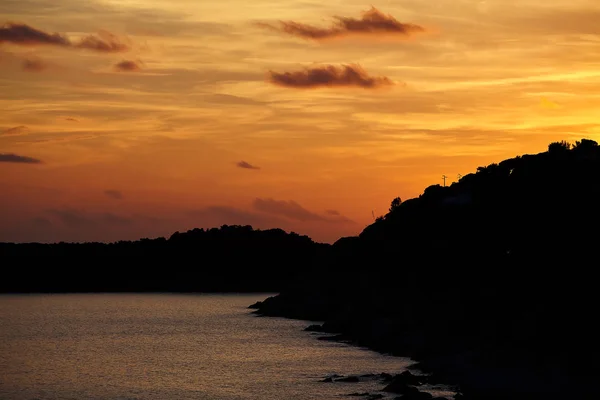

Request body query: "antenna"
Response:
[372, 210, 376, 221]
[442, 175, 447, 187]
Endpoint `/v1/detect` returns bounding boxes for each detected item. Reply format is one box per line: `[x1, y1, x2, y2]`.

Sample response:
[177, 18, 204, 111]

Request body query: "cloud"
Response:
[101, 213, 133, 225]
[46, 208, 133, 228]
[252, 198, 354, 224]
[189, 200, 355, 229]
[114, 59, 142, 72]
[268, 64, 395, 89]
[0, 153, 42, 164]
[325, 209, 340, 216]
[76, 30, 129, 52]
[1, 125, 28, 136]
[22, 57, 46, 72]
[46, 209, 95, 228]
[32, 216, 53, 228]
[236, 160, 260, 170]
[66, 117, 78, 122]
[0, 22, 70, 46]
[0, 23, 129, 52]
[104, 189, 124, 200]
[256, 7, 424, 41]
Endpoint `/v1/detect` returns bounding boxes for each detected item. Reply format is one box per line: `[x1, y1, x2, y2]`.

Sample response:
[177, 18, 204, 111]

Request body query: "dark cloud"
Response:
[189, 201, 355, 229]
[0, 23, 129, 52]
[114, 59, 142, 72]
[101, 213, 133, 225]
[0, 153, 42, 164]
[32, 216, 53, 228]
[252, 198, 354, 224]
[1, 125, 28, 136]
[0, 22, 70, 46]
[253, 198, 322, 222]
[46, 209, 95, 228]
[76, 30, 129, 52]
[256, 7, 424, 41]
[325, 209, 340, 216]
[46, 208, 133, 228]
[22, 57, 46, 72]
[236, 161, 260, 170]
[104, 189, 124, 200]
[268, 64, 395, 89]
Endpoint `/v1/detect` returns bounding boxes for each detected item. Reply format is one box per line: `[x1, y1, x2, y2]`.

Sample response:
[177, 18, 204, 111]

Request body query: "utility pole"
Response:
[442, 175, 447, 187]
[372, 210, 376, 221]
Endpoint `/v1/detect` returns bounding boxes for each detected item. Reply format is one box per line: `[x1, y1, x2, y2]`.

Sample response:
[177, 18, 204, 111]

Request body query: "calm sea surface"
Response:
[0, 294, 413, 400]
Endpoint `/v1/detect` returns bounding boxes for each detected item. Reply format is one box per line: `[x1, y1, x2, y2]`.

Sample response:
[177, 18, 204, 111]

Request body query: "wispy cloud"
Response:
[236, 160, 260, 170]
[0, 23, 129, 52]
[46, 208, 133, 227]
[0, 153, 42, 164]
[256, 7, 424, 41]
[268, 64, 395, 89]
[252, 198, 354, 223]
[104, 189, 124, 200]
[76, 30, 129, 52]
[46, 208, 95, 228]
[1, 125, 28, 136]
[22, 57, 46, 72]
[114, 59, 142, 72]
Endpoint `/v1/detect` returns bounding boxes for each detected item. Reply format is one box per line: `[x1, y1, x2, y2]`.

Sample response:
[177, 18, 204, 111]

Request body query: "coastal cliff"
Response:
[253, 139, 600, 399]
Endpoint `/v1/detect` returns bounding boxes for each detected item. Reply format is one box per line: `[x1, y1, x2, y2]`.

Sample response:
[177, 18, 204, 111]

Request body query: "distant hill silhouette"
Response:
[253, 139, 600, 400]
[0, 225, 328, 293]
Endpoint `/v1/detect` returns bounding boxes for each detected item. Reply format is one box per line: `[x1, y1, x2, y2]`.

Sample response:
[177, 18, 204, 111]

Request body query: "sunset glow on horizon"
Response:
[2, 0, 600, 243]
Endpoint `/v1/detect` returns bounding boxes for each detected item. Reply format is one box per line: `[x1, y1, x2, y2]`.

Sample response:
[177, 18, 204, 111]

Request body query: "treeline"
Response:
[0, 225, 329, 293]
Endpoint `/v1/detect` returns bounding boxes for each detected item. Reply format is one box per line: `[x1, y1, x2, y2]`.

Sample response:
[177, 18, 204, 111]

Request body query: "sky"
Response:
[1, 0, 600, 243]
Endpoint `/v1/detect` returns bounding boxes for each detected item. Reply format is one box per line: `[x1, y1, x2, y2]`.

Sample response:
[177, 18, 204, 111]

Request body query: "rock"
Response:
[379, 372, 394, 381]
[398, 371, 424, 385]
[347, 394, 384, 400]
[305, 324, 325, 332]
[320, 373, 344, 382]
[336, 376, 360, 383]
[383, 371, 426, 392]
[317, 334, 348, 341]
[247, 301, 262, 309]
[391, 387, 433, 400]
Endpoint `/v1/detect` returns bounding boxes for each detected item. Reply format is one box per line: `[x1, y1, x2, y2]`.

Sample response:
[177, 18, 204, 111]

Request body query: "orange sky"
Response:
[1, 0, 600, 243]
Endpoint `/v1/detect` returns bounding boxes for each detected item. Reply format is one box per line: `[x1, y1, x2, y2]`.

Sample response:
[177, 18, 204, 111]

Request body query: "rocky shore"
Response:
[250, 289, 598, 400]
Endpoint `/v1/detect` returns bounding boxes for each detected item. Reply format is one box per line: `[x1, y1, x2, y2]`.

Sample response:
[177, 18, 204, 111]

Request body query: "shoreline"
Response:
[250, 295, 597, 400]
[250, 299, 459, 400]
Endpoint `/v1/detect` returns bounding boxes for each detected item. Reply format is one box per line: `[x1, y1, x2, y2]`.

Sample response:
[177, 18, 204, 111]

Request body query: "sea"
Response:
[0, 293, 416, 400]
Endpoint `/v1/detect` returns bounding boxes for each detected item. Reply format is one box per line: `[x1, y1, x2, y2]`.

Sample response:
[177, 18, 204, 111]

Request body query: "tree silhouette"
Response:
[548, 140, 571, 153]
[389, 197, 402, 212]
